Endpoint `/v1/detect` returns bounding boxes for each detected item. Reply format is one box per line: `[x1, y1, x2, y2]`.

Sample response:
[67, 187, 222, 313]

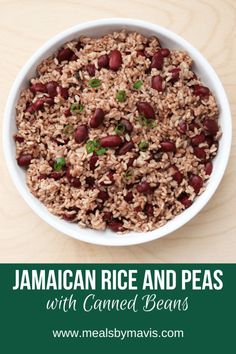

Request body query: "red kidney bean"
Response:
[173, 170, 183, 184]
[64, 108, 71, 117]
[124, 191, 133, 202]
[66, 166, 72, 180]
[169, 68, 180, 83]
[150, 51, 164, 70]
[136, 50, 146, 57]
[100, 135, 123, 148]
[151, 75, 163, 91]
[189, 174, 203, 194]
[97, 190, 109, 202]
[204, 118, 218, 135]
[103, 211, 113, 222]
[86, 177, 95, 187]
[193, 85, 210, 97]
[160, 140, 176, 152]
[33, 99, 45, 111]
[43, 97, 54, 106]
[134, 206, 142, 212]
[205, 135, 214, 147]
[107, 171, 115, 183]
[136, 101, 155, 119]
[31, 97, 54, 112]
[178, 122, 187, 134]
[191, 133, 205, 146]
[38, 174, 48, 180]
[46, 81, 58, 97]
[57, 47, 74, 62]
[17, 154, 32, 167]
[25, 104, 36, 114]
[205, 161, 213, 175]
[29, 83, 47, 94]
[33, 97, 54, 111]
[178, 193, 192, 208]
[57, 86, 69, 99]
[117, 141, 134, 155]
[50, 171, 63, 180]
[194, 147, 206, 160]
[86, 63, 96, 76]
[127, 156, 137, 167]
[14, 135, 24, 143]
[145, 203, 154, 216]
[109, 50, 122, 71]
[89, 153, 98, 170]
[75, 125, 88, 144]
[70, 178, 81, 188]
[120, 118, 133, 133]
[63, 212, 77, 221]
[189, 122, 200, 131]
[137, 181, 151, 194]
[160, 48, 170, 57]
[71, 53, 78, 61]
[108, 219, 124, 232]
[98, 54, 109, 69]
[171, 165, 183, 184]
[90, 108, 105, 128]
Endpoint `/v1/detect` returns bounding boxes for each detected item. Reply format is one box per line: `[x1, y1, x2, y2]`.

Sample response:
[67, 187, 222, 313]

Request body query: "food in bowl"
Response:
[14, 30, 220, 233]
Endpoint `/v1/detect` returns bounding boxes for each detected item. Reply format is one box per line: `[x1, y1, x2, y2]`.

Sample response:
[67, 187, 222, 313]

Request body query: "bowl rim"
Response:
[2, 18, 232, 246]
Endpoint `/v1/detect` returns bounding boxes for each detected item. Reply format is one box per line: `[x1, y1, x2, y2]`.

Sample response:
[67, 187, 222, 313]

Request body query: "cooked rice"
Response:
[14, 31, 220, 233]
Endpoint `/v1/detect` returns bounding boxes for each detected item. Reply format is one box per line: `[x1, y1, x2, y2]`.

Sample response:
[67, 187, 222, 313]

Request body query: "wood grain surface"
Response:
[0, 0, 235, 263]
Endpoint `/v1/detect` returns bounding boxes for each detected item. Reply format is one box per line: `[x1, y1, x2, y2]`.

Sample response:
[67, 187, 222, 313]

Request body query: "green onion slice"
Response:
[86, 140, 107, 155]
[133, 80, 143, 89]
[63, 124, 74, 135]
[116, 90, 126, 102]
[70, 102, 84, 114]
[137, 115, 157, 128]
[138, 141, 149, 152]
[114, 123, 125, 135]
[86, 140, 100, 154]
[54, 157, 66, 171]
[88, 78, 102, 88]
[96, 147, 107, 156]
[124, 167, 133, 179]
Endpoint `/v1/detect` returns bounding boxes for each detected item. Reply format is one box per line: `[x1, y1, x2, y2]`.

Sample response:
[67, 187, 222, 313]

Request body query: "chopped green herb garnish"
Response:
[86, 140, 107, 155]
[137, 115, 157, 128]
[133, 80, 143, 89]
[88, 78, 101, 88]
[124, 168, 133, 179]
[96, 147, 107, 156]
[54, 157, 66, 171]
[70, 102, 84, 114]
[86, 140, 100, 154]
[152, 120, 157, 128]
[63, 124, 74, 135]
[138, 141, 149, 152]
[116, 90, 126, 102]
[114, 123, 125, 135]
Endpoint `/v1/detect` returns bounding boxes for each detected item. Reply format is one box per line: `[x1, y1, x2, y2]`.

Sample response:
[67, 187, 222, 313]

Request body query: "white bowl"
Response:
[3, 18, 232, 246]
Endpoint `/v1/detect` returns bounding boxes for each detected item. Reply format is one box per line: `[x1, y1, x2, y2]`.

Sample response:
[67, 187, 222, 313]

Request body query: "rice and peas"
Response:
[14, 31, 220, 233]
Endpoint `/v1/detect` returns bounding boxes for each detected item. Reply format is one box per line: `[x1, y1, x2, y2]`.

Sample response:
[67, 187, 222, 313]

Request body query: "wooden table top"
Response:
[0, 0, 235, 263]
